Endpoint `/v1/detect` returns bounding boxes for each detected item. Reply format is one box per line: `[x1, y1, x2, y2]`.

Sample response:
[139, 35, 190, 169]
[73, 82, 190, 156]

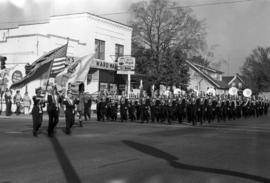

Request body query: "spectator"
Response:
[23, 92, 31, 115]
[13, 90, 22, 115]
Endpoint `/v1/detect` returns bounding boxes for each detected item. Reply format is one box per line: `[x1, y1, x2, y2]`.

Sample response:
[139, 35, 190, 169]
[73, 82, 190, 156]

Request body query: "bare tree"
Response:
[130, 0, 207, 86]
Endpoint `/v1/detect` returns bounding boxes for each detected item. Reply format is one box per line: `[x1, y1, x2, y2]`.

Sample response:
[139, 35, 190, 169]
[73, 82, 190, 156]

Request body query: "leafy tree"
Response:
[241, 46, 270, 93]
[130, 0, 206, 88]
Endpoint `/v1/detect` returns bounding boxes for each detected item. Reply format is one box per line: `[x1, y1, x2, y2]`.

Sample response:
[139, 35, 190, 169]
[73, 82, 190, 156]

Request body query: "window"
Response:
[95, 39, 105, 60]
[115, 44, 124, 60]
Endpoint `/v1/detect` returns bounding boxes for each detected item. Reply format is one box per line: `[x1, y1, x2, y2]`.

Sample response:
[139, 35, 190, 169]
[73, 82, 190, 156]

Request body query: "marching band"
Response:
[29, 84, 269, 137]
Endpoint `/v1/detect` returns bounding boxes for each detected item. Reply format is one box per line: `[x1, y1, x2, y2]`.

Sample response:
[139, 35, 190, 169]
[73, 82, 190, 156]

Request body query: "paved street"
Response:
[0, 114, 270, 183]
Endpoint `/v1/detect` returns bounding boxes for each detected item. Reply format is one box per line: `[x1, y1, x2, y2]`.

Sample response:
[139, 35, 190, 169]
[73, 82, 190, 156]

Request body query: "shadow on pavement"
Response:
[49, 137, 81, 183]
[122, 140, 270, 183]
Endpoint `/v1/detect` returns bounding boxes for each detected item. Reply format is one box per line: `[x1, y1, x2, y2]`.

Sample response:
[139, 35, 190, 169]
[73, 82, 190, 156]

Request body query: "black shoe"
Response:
[79, 121, 83, 127]
[33, 131, 37, 137]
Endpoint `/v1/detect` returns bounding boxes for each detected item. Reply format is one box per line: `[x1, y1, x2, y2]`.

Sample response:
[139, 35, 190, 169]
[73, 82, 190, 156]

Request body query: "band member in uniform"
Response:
[140, 98, 150, 123]
[84, 93, 92, 121]
[128, 99, 136, 122]
[32, 87, 45, 137]
[47, 86, 61, 137]
[63, 90, 76, 134]
[120, 97, 128, 122]
[111, 99, 118, 121]
[196, 98, 203, 125]
[150, 98, 157, 123]
[135, 99, 141, 121]
[167, 99, 174, 125]
[77, 83, 85, 126]
[176, 97, 184, 124]
[216, 98, 222, 122]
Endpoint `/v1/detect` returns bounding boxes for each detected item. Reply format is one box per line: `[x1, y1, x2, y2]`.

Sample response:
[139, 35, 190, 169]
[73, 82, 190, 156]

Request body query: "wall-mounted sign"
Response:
[91, 59, 117, 71]
[11, 70, 23, 84]
[117, 56, 135, 75]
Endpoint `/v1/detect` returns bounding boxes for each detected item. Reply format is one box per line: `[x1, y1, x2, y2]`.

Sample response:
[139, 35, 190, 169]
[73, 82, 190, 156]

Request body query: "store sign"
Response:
[117, 56, 135, 74]
[11, 70, 23, 84]
[91, 59, 116, 71]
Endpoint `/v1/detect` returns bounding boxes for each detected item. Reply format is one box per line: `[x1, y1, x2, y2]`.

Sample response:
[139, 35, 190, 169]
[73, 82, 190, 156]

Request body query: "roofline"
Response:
[186, 60, 229, 89]
[228, 73, 246, 85]
[0, 12, 132, 31]
[193, 63, 223, 74]
[50, 12, 132, 30]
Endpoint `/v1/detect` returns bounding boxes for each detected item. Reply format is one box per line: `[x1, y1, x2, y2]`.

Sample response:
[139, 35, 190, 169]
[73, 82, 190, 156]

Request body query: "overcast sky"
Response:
[0, 0, 270, 75]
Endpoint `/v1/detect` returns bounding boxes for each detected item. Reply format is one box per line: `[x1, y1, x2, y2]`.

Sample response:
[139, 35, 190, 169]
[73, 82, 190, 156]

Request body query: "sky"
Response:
[0, 0, 270, 76]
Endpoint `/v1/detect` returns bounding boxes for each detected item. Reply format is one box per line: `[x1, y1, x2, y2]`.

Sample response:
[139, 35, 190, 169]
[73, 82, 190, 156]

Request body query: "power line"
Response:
[171, 0, 255, 9]
[0, 0, 258, 25]
[100, 0, 256, 16]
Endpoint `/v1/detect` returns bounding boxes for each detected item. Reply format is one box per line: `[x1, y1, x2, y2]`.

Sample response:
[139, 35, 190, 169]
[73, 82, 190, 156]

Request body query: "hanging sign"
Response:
[117, 56, 135, 74]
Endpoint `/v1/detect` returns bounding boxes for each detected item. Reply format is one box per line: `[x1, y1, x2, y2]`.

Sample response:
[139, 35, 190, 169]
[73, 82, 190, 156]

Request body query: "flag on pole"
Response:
[10, 44, 67, 89]
[55, 54, 94, 88]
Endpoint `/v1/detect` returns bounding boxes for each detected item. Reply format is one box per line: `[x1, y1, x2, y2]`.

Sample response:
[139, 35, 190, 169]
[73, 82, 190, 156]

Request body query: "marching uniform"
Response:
[47, 89, 61, 137]
[63, 92, 76, 134]
[31, 88, 45, 137]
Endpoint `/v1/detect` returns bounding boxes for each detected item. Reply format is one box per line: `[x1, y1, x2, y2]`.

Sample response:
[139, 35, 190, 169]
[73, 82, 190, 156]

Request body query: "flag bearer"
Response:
[32, 87, 45, 137]
[63, 90, 76, 134]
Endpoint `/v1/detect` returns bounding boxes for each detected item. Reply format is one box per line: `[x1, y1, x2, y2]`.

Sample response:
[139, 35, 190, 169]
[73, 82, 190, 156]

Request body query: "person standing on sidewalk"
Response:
[4, 89, 12, 116]
[23, 92, 31, 115]
[13, 90, 22, 115]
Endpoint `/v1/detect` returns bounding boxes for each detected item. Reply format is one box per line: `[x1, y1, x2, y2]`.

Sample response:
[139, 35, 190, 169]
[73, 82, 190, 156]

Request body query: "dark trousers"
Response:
[32, 109, 43, 134]
[65, 110, 75, 134]
[84, 107, 91, 121]
[48, 109, 59, 136]
[5, 102, 12, 116]
[15, 103, 21, 115]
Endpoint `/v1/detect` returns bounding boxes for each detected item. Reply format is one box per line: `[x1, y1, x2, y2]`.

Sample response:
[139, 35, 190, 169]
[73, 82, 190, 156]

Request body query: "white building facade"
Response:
[0, 12, 132, 98]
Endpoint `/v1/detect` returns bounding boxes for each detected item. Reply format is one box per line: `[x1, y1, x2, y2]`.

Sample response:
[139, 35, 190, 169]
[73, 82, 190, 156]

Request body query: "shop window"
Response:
[115, 44, 124, 60]
[95, 39, 105, 60]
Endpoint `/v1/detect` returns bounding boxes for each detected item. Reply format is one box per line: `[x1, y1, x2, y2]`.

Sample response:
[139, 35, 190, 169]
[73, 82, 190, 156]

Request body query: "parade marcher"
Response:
[150, 98, 157, 123]
[47, 86, 61, 137]
[23, 91, 31, 115]
[167, 99, 174, 125]
[84, 93, 92, 121]
[63, 90, 76, 134]
[206, 98, 213, 123]
[216, 98, 222, 122]
[77, 83, 86, 126]
[135, 99, 141, 121]
[176, 98, 184, 124]
[140, 98, 150, 123]
[128, 99, 136, 122]
[32, 87, 45, 137]
[196, 98, 203, 125]
[13, 90, 22, 115]
[120, 97, 128, 122]
[159, 99, 167, 123]
[4, 89, 12, 116]
[110, 99, 118, 121]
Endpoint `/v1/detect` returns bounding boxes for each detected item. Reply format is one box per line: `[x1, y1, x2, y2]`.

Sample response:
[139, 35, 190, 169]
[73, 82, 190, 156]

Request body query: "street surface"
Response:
[0, 114, 270, 183]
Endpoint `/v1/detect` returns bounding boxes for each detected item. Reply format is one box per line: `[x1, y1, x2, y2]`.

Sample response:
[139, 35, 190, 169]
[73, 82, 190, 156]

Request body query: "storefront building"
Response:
[0, 12, 132, 97]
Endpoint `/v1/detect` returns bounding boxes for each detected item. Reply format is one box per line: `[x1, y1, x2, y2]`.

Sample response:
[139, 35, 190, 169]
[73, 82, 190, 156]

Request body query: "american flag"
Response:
[50, 56, 67, 77]
[10, 44, 68, 89]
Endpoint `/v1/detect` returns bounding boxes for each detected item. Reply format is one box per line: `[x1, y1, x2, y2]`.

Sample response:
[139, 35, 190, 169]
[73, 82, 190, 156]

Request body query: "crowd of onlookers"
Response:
[1, 88, 32, 116]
